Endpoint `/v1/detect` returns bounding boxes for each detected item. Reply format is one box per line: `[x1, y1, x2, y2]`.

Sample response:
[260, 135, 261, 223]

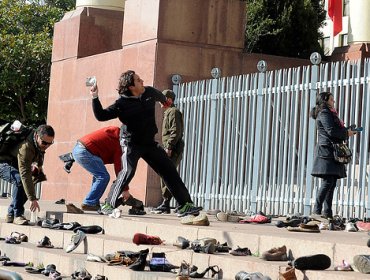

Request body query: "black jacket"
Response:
[92, 86, 166, 144]
[311, 107, 348, 179]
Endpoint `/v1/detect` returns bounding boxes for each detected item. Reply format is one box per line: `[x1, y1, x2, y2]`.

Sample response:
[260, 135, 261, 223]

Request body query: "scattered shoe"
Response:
[86, 253, 107, 263]
[180, 214, 209, 226]
[51, 222, 81, 230]
[13, 215, 28, 225]
[177, 202, 202, 217]
[235, 271, 272, 280]
[239, 214, 270, 224]
[128, 249, 149, 271]
[41, 264, 57, 276]
[216, 211, 241, 223]
[345, 222, 358, 232]
[334, 260, 353, 271]
[275, 219, 301, 228]
[55, 198, 65, 204]
[132, 233, 163, 245]
[230, 246, 252, 256]
[206, 209, 221, 215]
[292, 254, 331, 270]
[189, 265, 222, 279]
[93, 275, 107, 280]
[10, 232, 28, 242]
[66, 203, 84, 214]
[73, 225, 104, 234]
[41, 218, 60, 229]
[279, 266, 297, 280]
[287, 223, 320, 233]
[71, 268, 92, 279]
[149, 252, 179, 272]
[191, 243, 216, 254]
[66, 230, 87, 253]
[356, 221, 370, 232]
[173, 236, 190, 249]
[37, 236, 54, 248]
[81, 204, 100, 211]
[261, 245, 287, 261]
[353, 255, 370, 274]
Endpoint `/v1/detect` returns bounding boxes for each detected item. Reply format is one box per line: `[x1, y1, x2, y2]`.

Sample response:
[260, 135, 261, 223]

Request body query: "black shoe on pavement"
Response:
[151, 201, 171, 214]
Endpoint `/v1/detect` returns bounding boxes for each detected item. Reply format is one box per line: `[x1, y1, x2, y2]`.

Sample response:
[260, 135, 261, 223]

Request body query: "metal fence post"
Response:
[204, 68, 221, 210]
[304, 53, 321, 215]
[250, 61, 267, 213]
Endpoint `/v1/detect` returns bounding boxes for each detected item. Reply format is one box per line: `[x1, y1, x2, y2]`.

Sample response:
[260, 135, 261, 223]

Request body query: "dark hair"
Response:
[310, 92, 332, 119]
[118, 70, 135, 96]
[36, 124, 55, 138]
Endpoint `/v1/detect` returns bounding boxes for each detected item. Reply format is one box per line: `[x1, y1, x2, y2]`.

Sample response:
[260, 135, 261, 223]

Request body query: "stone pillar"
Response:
[76, 0, 125, 11]
[348, 0, 370, 43]
[330, 0, 370, 61]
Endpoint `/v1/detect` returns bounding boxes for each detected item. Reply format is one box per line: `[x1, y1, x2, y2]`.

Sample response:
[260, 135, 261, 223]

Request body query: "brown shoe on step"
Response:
[81, 204, 100, 211]
[66, 203, 84, 214]
[261, 245, 288, 261]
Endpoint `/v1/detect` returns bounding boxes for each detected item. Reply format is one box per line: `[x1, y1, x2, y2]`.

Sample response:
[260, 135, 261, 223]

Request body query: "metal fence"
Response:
[0, 180, 41, 199]
[174, 56, 370, 219]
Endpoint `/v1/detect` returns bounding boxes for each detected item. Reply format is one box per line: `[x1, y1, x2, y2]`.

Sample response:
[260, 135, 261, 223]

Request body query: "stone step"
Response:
[0, 199, 369, 279]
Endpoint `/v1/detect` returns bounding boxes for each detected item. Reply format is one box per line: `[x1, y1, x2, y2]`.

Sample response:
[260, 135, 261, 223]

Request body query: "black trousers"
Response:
[106, 141, 192, 208]
[313, 175, 337, 218]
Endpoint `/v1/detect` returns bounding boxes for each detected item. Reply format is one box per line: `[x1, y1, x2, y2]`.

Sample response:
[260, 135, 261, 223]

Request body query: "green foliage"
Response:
[0, 0, 73, 126]
[245, 0, 326, 58]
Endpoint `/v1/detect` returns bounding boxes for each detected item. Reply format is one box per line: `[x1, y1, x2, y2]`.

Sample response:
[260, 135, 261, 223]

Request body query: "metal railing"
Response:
[174, 55, 370, 219]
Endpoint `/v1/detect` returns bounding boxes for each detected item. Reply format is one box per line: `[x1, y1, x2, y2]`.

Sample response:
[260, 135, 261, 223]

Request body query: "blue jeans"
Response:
[72, 142, 110, 206]
[0, 163, 27, 217]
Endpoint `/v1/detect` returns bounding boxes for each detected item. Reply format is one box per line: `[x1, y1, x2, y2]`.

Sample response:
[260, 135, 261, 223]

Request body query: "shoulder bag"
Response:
[332, 141, 352, 164]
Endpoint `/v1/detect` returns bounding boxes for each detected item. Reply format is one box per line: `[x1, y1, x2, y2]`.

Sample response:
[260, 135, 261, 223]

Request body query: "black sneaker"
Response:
[292, 254, 331, 270]
[151, 202, 170, 214]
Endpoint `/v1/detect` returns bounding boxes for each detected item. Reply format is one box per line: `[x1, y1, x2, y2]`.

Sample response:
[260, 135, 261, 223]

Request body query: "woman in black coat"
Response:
[310, 92, 357, 218]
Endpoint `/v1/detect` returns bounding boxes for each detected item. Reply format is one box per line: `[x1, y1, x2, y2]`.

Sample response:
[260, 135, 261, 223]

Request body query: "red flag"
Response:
[328, 0, 343, 36]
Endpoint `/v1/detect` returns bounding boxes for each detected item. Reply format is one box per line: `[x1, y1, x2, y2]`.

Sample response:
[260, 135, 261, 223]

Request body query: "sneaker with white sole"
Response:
[66, 230, 87, 253]
[13, 216, 28, 225]
[177, 203, 202, 217]
[345, 222, 358, 232]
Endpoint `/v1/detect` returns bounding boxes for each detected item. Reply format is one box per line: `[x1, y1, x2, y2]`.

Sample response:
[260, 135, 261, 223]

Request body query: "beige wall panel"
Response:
[158, 0, 245, 48]
[122, 0, 160, 45]
[349, 0, 370, 43]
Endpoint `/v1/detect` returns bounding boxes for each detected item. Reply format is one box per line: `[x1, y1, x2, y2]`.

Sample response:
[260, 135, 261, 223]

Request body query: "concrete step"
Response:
[0, 199, 369, 279]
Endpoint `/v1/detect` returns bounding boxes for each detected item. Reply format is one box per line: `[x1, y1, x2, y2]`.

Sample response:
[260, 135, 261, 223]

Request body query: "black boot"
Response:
[128, 249, 149, 271]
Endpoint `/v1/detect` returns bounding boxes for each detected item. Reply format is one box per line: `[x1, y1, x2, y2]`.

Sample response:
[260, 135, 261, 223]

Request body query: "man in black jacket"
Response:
[90, 70, 201, 217]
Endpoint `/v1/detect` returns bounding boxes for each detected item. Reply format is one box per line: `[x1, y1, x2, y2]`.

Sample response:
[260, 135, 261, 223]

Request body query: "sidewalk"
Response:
[0, 198, 368, 279]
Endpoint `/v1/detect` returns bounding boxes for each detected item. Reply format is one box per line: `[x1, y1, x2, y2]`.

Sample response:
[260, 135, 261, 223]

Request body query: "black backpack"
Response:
[0, 121, 33, 155]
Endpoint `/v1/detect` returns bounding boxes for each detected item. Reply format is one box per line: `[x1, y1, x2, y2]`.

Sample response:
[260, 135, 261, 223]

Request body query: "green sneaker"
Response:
[177, 202, 202, 217]
[98, 203, 114, 215]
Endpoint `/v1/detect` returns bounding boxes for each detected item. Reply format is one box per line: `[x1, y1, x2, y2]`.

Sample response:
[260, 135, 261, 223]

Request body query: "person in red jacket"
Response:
[71, 126, 142, 212]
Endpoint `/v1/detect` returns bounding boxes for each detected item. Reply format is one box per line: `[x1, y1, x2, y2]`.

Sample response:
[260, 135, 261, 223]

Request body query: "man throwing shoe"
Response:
[90, 70, 201, 216]
[152, 89, 185, 214]
[0, 124, 55, 225]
